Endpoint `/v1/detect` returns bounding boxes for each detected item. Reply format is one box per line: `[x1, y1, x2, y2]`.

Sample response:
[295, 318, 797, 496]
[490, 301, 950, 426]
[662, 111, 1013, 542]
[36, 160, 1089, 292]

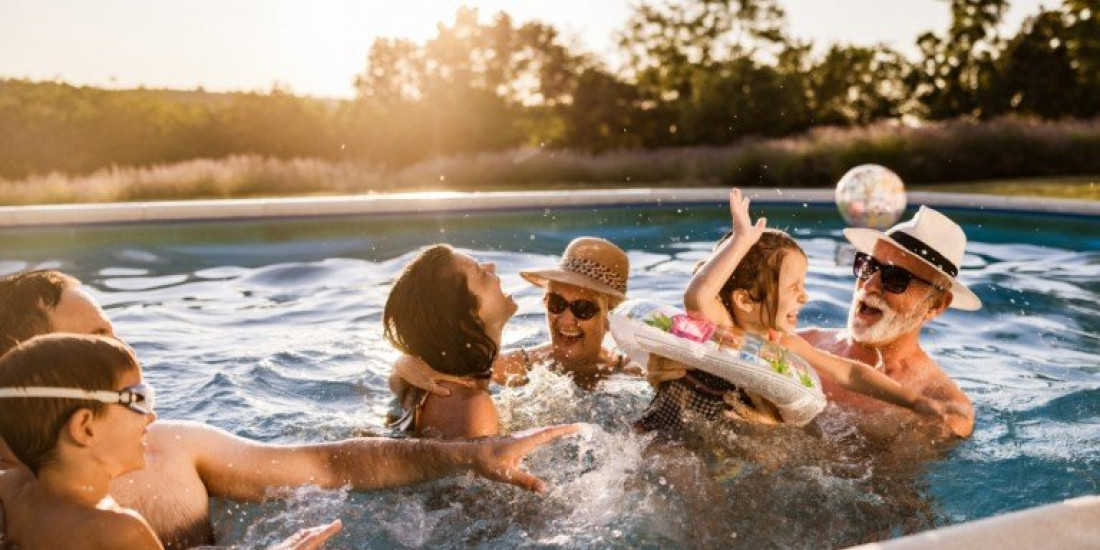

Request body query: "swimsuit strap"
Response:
[520, 347, 533, 369]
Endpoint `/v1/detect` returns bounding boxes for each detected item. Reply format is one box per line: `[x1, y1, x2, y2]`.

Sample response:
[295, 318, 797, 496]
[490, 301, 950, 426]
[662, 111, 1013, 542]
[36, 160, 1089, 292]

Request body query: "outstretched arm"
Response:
[776, 334, 966, 425]
[683, 189, 765, 326]
[158, 421, 579, 502]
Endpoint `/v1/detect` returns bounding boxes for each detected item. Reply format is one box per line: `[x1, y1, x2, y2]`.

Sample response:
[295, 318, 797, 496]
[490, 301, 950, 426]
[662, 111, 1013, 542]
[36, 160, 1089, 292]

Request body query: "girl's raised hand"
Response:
[730, 188, 767, 245]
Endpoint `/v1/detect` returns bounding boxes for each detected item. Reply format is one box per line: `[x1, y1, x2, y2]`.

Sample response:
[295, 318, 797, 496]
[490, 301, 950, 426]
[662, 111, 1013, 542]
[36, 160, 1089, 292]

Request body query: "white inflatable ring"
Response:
[610, 299, 826, 426]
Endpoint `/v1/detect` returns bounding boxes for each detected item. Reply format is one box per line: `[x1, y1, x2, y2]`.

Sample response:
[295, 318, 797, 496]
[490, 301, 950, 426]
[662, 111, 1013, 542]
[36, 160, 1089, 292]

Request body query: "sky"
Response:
[0, 0, 1050, 99]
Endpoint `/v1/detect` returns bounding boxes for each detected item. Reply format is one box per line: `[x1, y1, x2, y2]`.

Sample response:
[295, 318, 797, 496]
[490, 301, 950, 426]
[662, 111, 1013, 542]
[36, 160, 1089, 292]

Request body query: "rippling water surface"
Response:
[2, 202, 1097, 549]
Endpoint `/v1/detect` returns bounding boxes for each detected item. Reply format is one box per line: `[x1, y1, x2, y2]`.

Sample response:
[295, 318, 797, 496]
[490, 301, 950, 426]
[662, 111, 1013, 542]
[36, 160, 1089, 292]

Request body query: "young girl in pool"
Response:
[639, 189, 959, 430]
[0, 334, 341, 550]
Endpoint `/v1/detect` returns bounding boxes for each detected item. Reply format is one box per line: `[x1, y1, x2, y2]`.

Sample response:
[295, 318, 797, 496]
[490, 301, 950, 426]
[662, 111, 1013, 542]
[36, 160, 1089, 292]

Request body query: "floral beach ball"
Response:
[834, 164, 907, 229]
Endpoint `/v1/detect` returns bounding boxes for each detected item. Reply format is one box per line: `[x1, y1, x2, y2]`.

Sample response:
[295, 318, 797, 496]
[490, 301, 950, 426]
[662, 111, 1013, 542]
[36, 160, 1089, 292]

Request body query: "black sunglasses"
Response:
[853, 252, 945, 294]
[545, 292, 601, 320]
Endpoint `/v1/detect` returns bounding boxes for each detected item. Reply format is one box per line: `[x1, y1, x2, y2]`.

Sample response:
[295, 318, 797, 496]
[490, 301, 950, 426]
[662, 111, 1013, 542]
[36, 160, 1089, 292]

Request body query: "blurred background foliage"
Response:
[1, 0, 1098, 195]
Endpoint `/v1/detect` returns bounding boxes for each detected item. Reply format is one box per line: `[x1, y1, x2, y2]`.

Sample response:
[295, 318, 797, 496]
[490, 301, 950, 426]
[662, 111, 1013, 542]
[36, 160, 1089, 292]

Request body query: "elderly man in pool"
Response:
[0, 270, 579, 549]
[650, 206, 978, 440]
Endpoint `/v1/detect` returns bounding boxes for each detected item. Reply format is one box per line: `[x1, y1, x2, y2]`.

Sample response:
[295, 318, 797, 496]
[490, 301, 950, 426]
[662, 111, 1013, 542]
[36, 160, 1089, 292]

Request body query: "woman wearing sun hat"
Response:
[508, 236, 640, 389]
[389, 237, 641, 397]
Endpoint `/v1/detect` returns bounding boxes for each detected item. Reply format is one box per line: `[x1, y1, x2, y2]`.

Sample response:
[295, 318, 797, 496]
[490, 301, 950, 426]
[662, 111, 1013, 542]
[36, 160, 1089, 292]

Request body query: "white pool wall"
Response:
[846, 495, 1100, 550]
[0, 188, 1096, 227]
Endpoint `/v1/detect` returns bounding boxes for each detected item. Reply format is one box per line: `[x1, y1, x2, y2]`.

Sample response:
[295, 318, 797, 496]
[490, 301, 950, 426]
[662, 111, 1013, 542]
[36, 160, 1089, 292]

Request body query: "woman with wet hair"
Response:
[385, 244, 518, 439]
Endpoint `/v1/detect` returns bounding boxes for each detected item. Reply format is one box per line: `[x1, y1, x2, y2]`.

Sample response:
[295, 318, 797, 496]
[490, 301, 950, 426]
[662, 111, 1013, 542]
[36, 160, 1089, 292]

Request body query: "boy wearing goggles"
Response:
[0, 334, 342, 549]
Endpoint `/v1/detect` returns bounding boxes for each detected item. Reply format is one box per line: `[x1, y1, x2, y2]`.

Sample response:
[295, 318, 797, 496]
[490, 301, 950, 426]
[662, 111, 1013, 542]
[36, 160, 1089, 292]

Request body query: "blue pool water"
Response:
[1, 202, 1097, 549]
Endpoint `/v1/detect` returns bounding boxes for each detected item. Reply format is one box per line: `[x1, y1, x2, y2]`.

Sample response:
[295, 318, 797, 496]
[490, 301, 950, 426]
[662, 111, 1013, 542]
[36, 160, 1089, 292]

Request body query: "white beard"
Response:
[847, 291, 930, 346]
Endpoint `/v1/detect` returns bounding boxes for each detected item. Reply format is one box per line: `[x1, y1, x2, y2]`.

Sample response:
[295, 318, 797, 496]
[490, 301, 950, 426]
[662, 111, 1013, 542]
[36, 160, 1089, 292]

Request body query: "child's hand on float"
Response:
[645, 355, 688, 387]
[730, 188, 767, 245]
[723, 391, 783, 425]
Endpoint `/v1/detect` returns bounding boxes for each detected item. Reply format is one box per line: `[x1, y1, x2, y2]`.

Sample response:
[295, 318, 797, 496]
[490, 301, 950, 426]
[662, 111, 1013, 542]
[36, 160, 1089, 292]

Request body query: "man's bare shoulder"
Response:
[147, 420, 230, 451]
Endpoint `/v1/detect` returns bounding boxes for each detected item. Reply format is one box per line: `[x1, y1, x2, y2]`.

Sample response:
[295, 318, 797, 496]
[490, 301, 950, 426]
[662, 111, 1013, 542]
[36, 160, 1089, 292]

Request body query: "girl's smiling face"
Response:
[773, 252, 809, 334]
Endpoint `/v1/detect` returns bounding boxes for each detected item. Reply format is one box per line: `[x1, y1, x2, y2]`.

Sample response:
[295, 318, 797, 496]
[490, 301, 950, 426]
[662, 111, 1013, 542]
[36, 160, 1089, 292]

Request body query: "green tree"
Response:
[560, 68, 644, 151]
[618, 0, 790, 147]
[910, 0, 1009, 119]
[995, 9, 1078, 118]
[1060, 0, 1100, 116]
[351, 8, 589, 161]
[806, 44, 911, 126]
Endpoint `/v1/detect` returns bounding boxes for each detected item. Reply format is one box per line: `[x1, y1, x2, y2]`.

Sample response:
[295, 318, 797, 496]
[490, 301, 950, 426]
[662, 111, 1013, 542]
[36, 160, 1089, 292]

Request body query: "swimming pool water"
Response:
[1, 203, 1097, 549]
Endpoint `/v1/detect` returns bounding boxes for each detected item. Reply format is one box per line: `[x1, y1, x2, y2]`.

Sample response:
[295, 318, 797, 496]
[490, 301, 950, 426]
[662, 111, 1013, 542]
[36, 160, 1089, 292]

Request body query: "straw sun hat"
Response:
[520, 237, 629, 299]
[844, 205, 982, 311]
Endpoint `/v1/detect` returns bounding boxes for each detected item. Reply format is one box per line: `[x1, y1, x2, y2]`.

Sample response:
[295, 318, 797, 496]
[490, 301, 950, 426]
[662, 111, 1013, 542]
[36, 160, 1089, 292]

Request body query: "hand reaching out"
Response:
[270, 520, 343, 550]
[466, 424, 581, 492]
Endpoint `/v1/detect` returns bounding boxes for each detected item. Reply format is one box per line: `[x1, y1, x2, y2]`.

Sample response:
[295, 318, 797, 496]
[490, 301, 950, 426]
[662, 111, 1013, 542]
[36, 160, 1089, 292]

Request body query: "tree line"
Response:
[1, 0, 1098, 181]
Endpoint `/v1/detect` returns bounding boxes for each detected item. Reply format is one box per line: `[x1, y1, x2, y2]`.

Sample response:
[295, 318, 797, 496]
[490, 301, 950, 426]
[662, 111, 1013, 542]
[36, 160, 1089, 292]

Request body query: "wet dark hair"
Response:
[701, 229, 805, 331]
[0, 270, 80, 357]
[383, 245, 497, 379]
[0, 334, 138, 475]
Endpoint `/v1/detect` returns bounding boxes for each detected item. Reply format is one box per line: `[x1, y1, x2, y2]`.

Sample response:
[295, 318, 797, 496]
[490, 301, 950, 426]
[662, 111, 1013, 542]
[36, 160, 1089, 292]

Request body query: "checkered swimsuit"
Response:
[638, 371, 752, 432]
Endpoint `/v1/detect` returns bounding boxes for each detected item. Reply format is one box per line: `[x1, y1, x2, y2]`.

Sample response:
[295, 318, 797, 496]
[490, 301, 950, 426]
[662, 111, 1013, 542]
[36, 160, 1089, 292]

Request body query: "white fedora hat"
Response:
[843, 206, 982, 311]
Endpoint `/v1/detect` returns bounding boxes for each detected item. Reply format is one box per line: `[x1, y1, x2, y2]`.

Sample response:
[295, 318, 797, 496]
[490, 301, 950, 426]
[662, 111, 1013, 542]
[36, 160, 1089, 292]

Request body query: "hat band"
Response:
[559, 257, 627, 294]
[887, 230, 959, 278]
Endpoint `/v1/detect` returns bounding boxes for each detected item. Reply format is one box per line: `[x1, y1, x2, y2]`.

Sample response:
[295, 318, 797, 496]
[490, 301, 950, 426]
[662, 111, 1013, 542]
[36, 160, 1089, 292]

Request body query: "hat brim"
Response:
[843, 228, 982, 311]
[519, 268, 626, 299]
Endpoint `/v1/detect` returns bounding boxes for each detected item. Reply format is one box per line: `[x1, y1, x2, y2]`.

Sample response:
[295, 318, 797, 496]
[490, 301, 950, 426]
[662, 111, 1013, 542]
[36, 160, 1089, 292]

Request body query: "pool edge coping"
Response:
[846, 494, 1100, 550]
[0, 188, 1096, 227]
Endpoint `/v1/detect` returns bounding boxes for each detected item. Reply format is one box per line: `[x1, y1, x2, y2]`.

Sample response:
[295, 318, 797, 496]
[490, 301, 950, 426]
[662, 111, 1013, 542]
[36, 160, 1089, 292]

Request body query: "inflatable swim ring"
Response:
[609, 299, 826, 426]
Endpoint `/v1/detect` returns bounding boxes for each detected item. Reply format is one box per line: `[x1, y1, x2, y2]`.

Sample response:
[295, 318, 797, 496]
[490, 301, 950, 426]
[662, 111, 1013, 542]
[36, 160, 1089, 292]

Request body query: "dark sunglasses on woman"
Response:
[853, 252, 946, 294]
[545, 292, 601, 320]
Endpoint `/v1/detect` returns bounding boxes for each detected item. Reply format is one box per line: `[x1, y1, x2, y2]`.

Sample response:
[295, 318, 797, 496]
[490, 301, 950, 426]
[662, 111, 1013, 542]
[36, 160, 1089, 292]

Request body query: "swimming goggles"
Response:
[0, 383, 155, 415]
[853, 252, 946, 294]
[546, 292, 601, 320]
